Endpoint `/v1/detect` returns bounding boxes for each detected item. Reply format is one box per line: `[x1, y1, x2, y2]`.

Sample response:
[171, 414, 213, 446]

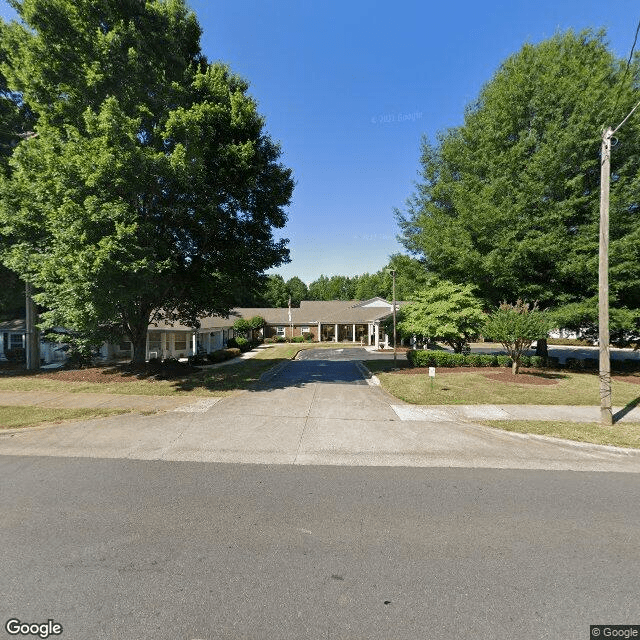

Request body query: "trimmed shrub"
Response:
[496, 355, 512, 368]
[235, 337, 250, 352]
[302, 332, 314, 342]
[520, 355, 531, 368]
[226, 337, 239, 348]
[547, 356, 560, 368]
[188, 354, 206, 365]
[223, 348, 241, 359]
[276, 336, 286, 343]
[565, 357, 584, 370]
[529, 355, 545, 368]
[407, 350, 466, 368]
[465, 353, 496, 367]
[207, 350, 226, 363]
[291, 336, 304, 343]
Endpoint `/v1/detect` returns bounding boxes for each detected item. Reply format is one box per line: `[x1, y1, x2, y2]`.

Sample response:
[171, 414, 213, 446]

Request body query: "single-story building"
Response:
[0, 318, 69, 364]
[3, 298, 406, 364]
[105, 297, 405, 361]
[0, 318, 26, 361]
[236, 298, 404, 348]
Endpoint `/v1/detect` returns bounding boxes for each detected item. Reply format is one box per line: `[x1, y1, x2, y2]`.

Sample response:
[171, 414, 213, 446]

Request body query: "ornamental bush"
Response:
[235, 337, 250, 351]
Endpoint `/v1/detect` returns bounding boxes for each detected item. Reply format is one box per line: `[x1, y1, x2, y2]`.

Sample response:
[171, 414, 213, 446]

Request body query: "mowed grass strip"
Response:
[0, 344, 304, 397]
[374, 368, 640, 407]
[480, 420, 640, 450]
[0, 406, 129, 429]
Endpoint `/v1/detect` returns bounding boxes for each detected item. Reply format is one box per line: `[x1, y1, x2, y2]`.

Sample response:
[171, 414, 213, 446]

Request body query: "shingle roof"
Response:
[152, 299, 408, 331]
[0, 318, 26, 332]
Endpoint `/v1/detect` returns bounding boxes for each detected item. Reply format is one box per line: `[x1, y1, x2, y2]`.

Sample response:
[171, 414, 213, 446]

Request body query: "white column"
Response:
[352, 324, 356, 342]
[192, 332, 196, 355]
[318, 322, 321, 342]
[334, 323, 338, 342]
[368, 324, 372, 346]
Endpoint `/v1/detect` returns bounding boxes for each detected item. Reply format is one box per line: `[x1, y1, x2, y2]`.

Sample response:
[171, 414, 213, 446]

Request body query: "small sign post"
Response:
[428, 366, 435, 391]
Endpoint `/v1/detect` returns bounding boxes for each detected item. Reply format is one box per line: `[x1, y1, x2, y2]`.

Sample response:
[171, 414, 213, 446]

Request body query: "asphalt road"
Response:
[1, 456, 638, 640]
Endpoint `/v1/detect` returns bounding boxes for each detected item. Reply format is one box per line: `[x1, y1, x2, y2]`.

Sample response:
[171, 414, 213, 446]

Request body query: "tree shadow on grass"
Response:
[169, 357, 292, 394]
[614, 395, 640, 423]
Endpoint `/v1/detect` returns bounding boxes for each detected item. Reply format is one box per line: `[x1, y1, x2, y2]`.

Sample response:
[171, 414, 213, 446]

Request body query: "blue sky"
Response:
[1, 0, 638, 284]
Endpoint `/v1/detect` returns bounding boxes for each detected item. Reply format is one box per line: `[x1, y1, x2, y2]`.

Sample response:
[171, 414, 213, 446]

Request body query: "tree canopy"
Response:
[394, 279, 486, 353]
[396, 30, 640, 336]
[0, 0, 293, 362]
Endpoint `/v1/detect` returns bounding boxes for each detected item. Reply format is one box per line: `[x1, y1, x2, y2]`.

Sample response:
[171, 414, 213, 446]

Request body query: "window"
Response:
[148, 331, 161, 355]
[10, 334, 24, 349]
[276, 326, 285, 336]
[301, 327, 310, 333]
[174, 333, 187, 351]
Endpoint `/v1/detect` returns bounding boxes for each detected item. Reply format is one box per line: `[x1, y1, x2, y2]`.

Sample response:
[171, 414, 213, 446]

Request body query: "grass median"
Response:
[0, 406, 130, 429]
[365, 361, 640, 407]
[480, 420, 640, 450]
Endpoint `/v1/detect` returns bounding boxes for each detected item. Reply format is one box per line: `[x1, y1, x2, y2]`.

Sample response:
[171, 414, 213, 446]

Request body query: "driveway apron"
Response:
[1, 348, 640, 472]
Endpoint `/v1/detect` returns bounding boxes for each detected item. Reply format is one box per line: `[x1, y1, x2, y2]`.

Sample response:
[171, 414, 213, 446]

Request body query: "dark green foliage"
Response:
[496, 355, 513, 368]
[291, 336, 304, 343]
[405, 349, 550, 369]
[407, 350, 466, 367]
[235, 337, 250, 351]
[206, 348, 240, 363]
[394, 279, 486, 353]
[302, 332, 314, 342]
[286, 277, 308, 307]
[0, 0, 293, 363]
[396, 30, 640, 327]
[467, 353, 498, 367]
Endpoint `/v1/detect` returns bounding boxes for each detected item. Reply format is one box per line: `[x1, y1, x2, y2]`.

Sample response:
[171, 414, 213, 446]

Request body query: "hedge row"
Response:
[406, 350, 640, 372]
[406, 350, 545, 369]
[189, 348, 241, 365]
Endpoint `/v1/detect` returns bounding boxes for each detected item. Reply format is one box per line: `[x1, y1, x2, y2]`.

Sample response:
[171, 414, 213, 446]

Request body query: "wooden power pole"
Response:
[25, 282, 40, 370]
[598, 127, 613, 426]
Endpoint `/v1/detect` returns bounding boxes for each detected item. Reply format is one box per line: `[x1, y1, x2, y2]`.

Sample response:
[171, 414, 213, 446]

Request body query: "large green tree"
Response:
[0, 0, 293, 362]
[396, 30, 640, 335]
[285, 276, 308, 307]
[394, 279, 486, 353]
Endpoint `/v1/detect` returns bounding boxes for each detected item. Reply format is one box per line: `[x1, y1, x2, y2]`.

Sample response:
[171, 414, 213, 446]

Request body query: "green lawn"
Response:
[481, 420, 640, 449]
[0, 344, 306, 397]
[371, 367, 640, 407]
[0, 406, 129, 429]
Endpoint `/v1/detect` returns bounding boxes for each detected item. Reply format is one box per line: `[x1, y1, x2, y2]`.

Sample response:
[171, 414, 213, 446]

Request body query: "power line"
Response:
[612, 18, 640, 116]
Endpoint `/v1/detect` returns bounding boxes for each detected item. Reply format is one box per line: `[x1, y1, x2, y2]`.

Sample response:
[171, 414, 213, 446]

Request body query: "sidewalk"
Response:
[390, 403, 640, 423]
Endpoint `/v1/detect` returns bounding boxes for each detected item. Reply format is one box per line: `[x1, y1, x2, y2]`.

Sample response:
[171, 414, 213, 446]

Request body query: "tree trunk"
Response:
[512, 358, 520, 374]
[129, 323, 149, 365]
[536, 338, 548, 358]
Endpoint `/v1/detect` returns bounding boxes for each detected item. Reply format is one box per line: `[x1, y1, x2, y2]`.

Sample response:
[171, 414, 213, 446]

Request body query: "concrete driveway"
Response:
[1, 348, 640, 472]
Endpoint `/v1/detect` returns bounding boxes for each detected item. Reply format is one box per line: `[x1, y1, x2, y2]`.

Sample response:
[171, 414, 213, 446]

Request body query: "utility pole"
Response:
[25, 282, 40, 370]
[598, 127, 613, 426]
[390, 269, 397, 370]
